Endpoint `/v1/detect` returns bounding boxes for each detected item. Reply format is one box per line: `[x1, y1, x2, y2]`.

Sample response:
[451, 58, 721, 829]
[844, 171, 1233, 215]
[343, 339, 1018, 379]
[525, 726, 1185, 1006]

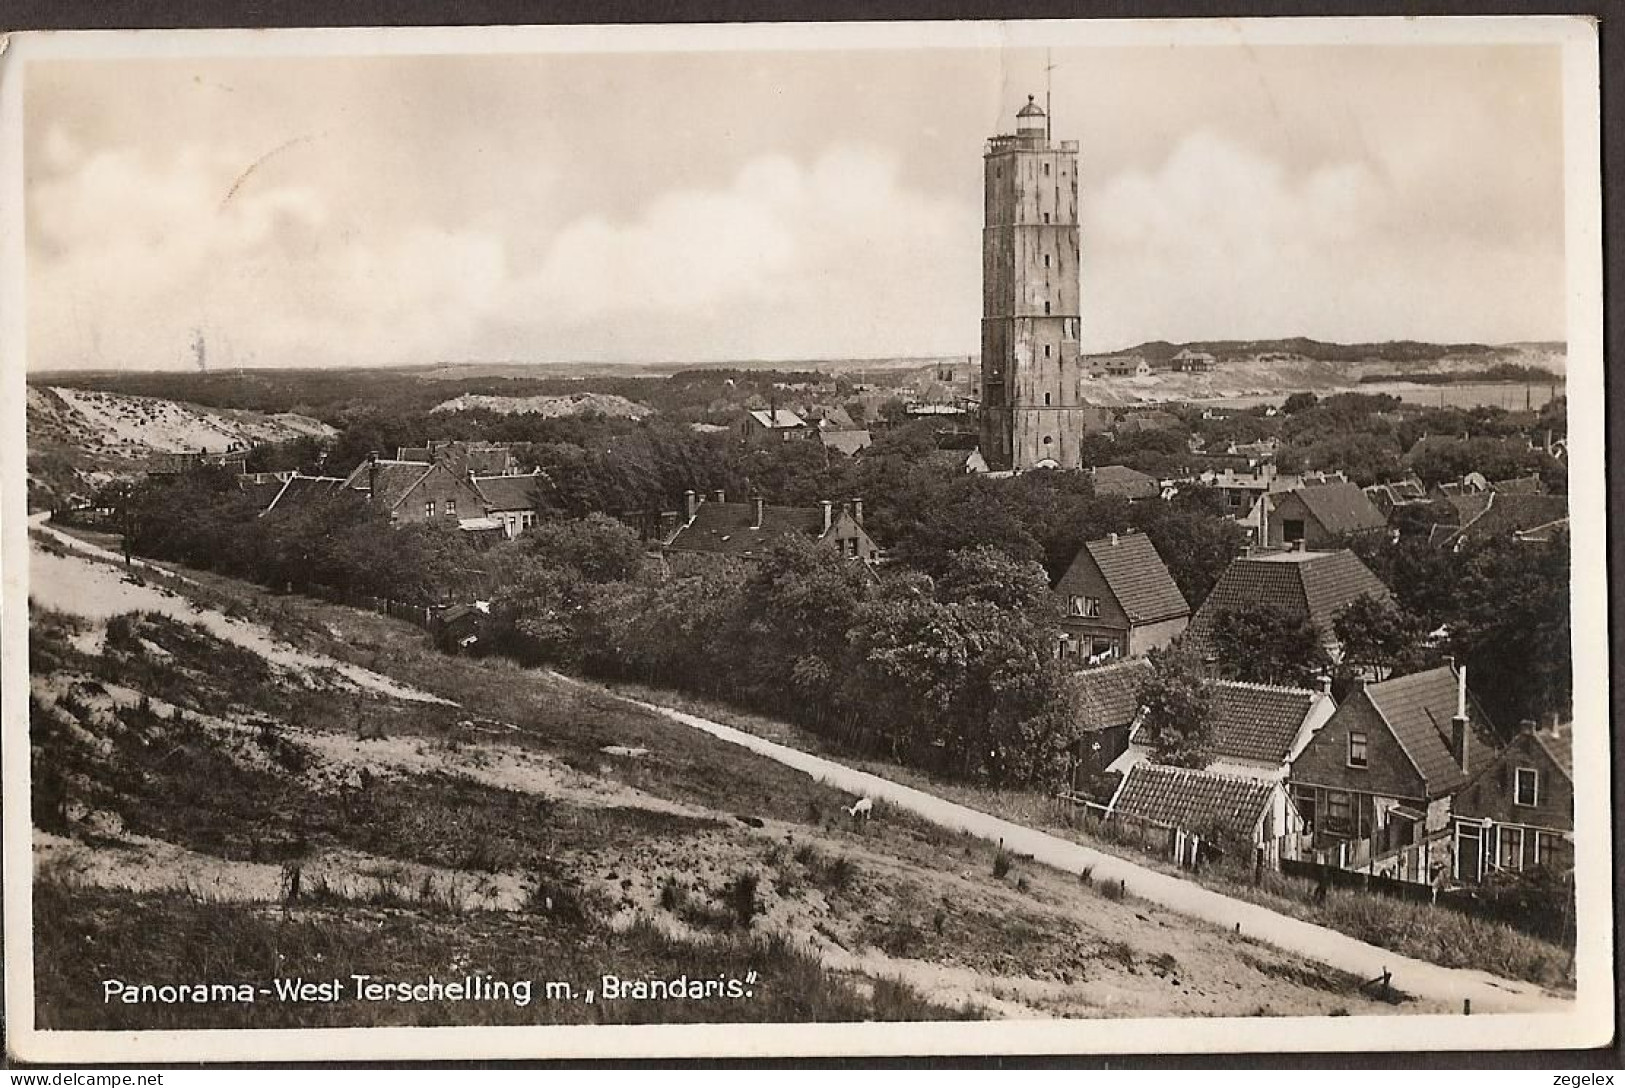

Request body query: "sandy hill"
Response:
[26, 532, 1413, 1029]
[30, 385, 334, 455]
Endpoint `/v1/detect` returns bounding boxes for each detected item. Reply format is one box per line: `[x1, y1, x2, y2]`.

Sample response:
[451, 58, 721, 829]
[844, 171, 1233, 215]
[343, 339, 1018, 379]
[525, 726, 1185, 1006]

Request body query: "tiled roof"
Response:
[473, 472, 545, 512]
[1185, 549, 1393, 656]
[665, 500, 830, 558]
[1363, 665, 1495, 797]
[1111, 764, 1275, 840]
[1092, 464, 1161, 499]
[1491, 474, 1544, 495]
[344, 460, 437, 512]
[1535, 726, 1573, 780]
[1127, 679, 1319, 766]
[1083, 532, 1189, 624]
[819, 429, 873, 456]
[396, 442, 514, 475]
[261, 474, 351, 517]
[1514, 517, 1569, 543]
[747, 408, 806, 430]
[1283, 480, 1387, 535]
[1442, 493, 1569, 547]
[1074, 658, 1151, 734]
[1207, 682, 1319, 765]
[238, 476, 288, 511]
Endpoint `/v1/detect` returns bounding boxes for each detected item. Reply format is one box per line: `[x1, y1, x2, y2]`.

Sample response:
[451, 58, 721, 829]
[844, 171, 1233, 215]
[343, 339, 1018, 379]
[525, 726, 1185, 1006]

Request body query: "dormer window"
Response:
[1514, 767, 1540, 807]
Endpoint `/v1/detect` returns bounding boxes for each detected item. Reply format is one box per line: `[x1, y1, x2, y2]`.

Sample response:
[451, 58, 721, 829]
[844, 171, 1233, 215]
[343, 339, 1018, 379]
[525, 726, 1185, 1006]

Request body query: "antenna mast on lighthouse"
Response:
[1045, 49, 1057, 140]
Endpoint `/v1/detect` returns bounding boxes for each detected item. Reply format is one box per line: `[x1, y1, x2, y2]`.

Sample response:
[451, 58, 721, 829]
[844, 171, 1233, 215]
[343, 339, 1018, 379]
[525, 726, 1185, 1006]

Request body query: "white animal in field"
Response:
[845, 797, 874, 820]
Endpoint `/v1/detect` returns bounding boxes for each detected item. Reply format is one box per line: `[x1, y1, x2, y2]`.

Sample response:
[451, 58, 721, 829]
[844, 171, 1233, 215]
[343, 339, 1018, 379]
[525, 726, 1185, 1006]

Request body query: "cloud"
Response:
[1080, 129, 1562, 348]
[28, 132, 975, 369]
[28, 128, 507, 370]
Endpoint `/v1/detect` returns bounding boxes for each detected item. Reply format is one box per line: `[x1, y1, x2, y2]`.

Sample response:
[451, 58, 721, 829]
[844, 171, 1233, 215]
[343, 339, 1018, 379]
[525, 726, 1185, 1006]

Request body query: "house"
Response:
[1108, 763, 1297, 862]
[803, 405, 858, 431]
[471, 471, 547, 538]
[340, 455, 491, 528]
[1198, 466, 1348, 521]
[1053, 532, 1189, 662]
[1111, 679, 1337, 783]
[1103, 356, 1152, 378]
[818, 429, 873, 457]
[259, 474, 351, 517]
[1183, 548, 1393, 664]
[1287, 664, 1496, 880]
[1362, 477, 1429, 517]
[397, 441, 517, 477]
[738, 408, 809, 445]
[1262, 480, 1388, 549]
[1451, 720, 1573, 884]
[664, 490, 880, 569]
[1174, 349, 1216, 373]
[1430, 492, 1569, 551]
[237, 471, 292, 510]
[1089, 464, 1162, 501]
[1067, 658, 1152, 785]
[1115, 410, 1180, 435]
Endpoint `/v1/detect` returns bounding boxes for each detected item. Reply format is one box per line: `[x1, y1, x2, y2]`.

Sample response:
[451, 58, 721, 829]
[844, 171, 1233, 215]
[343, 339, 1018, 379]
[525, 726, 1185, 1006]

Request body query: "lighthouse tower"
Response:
[979, 96, 1083, 471]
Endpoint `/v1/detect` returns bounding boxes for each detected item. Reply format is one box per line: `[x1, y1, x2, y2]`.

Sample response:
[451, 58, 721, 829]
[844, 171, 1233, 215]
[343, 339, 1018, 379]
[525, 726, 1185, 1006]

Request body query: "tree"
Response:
[936, 544, 1055, 621]
[1134, 645, 1216, 769]
[1282, 392, 1319, 415]
[1332, 594, 1434, 681]
[1207, 602, 1332, 687]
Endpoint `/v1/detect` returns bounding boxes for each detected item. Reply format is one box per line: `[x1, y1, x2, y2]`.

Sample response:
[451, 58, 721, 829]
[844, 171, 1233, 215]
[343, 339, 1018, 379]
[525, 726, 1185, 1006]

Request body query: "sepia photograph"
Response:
[0, 16, 1610, 1064]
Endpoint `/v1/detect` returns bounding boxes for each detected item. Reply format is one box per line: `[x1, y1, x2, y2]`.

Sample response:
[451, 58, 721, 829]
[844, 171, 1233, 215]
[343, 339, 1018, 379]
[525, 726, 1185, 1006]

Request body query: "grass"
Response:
[598, 678, 1576, 992]
[33, 879, 983, 1030]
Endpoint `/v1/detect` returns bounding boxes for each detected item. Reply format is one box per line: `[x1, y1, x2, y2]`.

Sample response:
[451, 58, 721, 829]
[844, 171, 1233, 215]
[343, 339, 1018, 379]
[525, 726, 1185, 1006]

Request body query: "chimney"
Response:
[1450, 664, 1471, 773]
[752, 497, 764, 529]
[659, 511, 680, 540]
[713, 489, 726, 504]
[1317, 674, 1333, 695]
[820, 500, 833, 534]
[1109, 532, 1119, 546]
[367, 450, 379, 501]
[851, 498, 864, 526]
[684, 490, 698, 519]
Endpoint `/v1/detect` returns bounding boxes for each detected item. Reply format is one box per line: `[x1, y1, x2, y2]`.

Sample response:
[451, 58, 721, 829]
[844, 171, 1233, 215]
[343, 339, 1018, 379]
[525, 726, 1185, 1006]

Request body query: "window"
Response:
[1498, 826, 1524, 872]
[1043, 162, 1050, 176]
[424, 501, 437, 518]
[845, 538, 859, 559]
[1044, 301, 1051, 315]
[1042, 434, 1053, 446]
[1044, 254, 1051, 268]
[1044, 346, 1051, 360]
[1326, 791, 1351, 833]
[520, 512, 536, 529]
[1283, 518, 1305, 542]
[1347, 731, 1369, 768]
[1044, 392, 1051, 405]
[445, 499, 456, 516]
[1068, 595, 1086, 617]
[1082, 596, 1101, 617]
[1043, 212, 1051, 224]
[1514, 767, 1540, 807]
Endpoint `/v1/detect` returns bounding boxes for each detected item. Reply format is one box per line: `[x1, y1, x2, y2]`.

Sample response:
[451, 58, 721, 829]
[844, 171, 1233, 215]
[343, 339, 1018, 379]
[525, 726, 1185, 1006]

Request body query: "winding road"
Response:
[572, 676, 1570, 1015]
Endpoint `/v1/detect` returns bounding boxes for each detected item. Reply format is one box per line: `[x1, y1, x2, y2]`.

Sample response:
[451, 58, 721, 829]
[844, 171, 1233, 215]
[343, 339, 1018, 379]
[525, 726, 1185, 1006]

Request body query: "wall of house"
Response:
[393, 468, 489, 525]
[1290, 694, 1429, 805]
[1125, 613, 1189, 657]
[825, 511, 880, 563]
[1454, 731, 1572, 833]
[1053, 551, 1130, 657]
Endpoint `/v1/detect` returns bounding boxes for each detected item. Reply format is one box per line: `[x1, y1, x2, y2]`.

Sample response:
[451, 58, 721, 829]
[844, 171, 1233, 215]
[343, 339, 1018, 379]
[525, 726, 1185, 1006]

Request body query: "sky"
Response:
[23, 37, 1569, 372]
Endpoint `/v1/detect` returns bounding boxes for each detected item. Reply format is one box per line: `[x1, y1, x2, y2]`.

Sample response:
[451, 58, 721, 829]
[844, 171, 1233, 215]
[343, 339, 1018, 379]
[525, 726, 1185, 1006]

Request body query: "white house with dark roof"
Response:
[1052, 532, 1189, 662]
[1107, 764, 1297, 863]
[738, 407, 809, 445]
[663, 490, 879, 571]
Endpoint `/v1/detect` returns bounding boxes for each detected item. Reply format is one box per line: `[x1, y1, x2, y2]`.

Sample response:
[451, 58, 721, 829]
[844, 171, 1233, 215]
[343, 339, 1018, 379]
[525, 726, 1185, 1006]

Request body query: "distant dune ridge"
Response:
[28, 385, 335, 455]
[429, 391, 653, 419]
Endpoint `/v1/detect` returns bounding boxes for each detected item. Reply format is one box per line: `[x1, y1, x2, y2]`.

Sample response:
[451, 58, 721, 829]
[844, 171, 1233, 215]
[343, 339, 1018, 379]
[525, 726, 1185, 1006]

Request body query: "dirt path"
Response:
[569, 676, 1568, 1015]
